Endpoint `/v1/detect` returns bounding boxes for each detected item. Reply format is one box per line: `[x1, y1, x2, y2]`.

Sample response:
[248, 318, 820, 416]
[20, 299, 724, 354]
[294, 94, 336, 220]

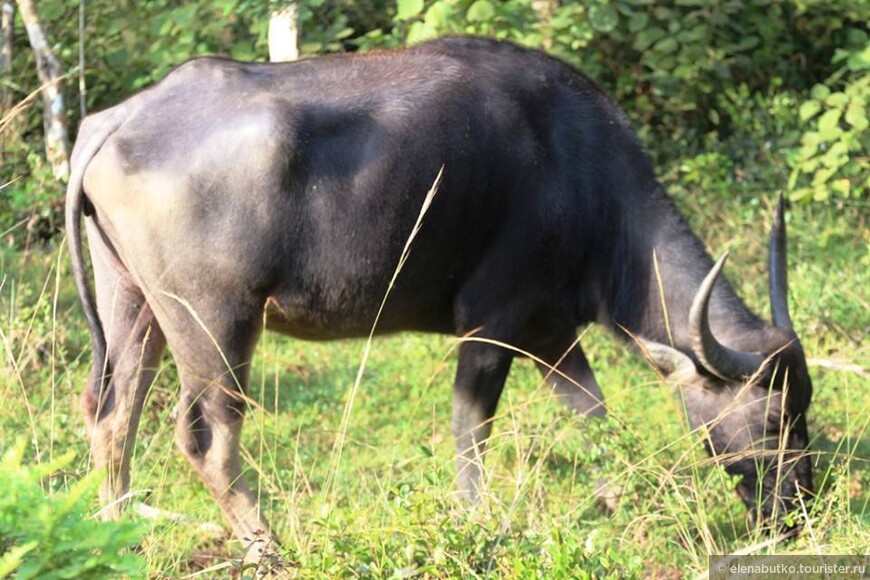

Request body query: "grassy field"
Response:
[1, 192, 867, 577]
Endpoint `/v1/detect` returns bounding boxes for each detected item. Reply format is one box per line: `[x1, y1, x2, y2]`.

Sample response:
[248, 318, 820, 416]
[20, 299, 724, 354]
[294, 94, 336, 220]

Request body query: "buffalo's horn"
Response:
[638, 338, 697, 384]
[769, 193, 793, 329]
[689, 253, 765, 380]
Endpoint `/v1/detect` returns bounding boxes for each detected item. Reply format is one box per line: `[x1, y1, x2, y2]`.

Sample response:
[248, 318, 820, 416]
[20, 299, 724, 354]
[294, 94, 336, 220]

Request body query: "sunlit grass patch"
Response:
[0, 195, 867, 577]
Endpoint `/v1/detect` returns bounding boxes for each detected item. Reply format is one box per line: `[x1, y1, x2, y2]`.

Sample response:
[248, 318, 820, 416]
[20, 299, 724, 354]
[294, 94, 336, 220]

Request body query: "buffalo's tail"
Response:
[65, 110, 125, 383]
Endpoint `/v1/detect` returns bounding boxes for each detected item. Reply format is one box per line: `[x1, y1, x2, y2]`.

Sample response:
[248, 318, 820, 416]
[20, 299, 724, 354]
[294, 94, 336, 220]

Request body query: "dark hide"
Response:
[66, 37, 813, 559]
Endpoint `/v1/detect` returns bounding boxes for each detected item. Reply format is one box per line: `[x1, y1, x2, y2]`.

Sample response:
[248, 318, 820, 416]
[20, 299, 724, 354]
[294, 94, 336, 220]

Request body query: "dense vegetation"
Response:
[1, 0, 867, 577]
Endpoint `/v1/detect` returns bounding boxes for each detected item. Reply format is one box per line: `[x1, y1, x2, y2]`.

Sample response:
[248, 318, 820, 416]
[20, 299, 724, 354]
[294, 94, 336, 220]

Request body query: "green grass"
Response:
[1, 194, 867, 578]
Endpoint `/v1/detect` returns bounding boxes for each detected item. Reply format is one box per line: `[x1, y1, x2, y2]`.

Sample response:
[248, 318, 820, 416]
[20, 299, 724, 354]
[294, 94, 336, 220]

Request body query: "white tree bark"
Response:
[1, 2, 14, 167]
[78, 0, 86, 117]
[268, 4, 299, 62]
[16, 0, 70, 181]
[1, 2, 13, 105]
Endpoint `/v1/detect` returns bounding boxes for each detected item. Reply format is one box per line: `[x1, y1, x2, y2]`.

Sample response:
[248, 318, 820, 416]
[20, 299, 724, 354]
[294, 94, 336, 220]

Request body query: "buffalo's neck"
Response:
[597, 188, 768, 355]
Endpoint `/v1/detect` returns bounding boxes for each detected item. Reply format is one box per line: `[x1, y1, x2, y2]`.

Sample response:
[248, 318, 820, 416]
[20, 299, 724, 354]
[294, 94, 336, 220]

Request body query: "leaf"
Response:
[628, 12, 648, 32]
[812, 185, 830, 201]
[830, 179, 851, 198]
[847, 45, 870, 72]
[1, 440, 27, 469]
[653, 6, 673, 20]
[818, 108, 842, 133]
[406, 21, 434, 43]
[810, 83, 831, 100]
[846, 27, 869, 46]
[799, 101, 821, 121]
[336, 27, 355, 40]
[28, 449, 76, 482]
[230, 42, 256, 60]
[590, 5, 619, 33]
[674, 64, 695, 79]
[654, 37, 679, 54]
[171, 4, 199, 26]
[736, 36, 760, 51]
[51, 468, 104, 526]
[818, 123, 842, 143]
[396, 0, 425, 21]
[0, 541, 38, 578]
[845, 77, 869, 100]
[467, 0, 495, 22]
[787, 167, 801, 190]
[825, 92, 848, 108]
[845, 104, 869, 131]
[812, 166, 834, 187]
[801, 131, 820, 147]
[821, 141, 849, 169]
[633, 27, 666, 51]
[788, 186, 813, 202]
[708, 10, 727, 25]
[424, 1, 455, 28]
[708, 108, 720, 125]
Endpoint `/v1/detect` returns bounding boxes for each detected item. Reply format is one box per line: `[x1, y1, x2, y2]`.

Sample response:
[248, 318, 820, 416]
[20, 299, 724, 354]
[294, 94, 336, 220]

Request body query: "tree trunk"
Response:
[268, 4, 299, 63]
[1, 2, 13, 110]
[16, 0, 70, 181]
[1, 2, 15, 170]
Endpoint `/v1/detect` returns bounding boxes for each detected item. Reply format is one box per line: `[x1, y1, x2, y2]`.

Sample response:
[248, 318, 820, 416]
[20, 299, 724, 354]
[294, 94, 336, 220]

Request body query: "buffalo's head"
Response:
[644, 198, 814, 531]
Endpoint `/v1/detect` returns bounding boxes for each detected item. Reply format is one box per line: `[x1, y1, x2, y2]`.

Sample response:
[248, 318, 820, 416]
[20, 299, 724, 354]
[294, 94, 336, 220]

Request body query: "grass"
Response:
[0, 191, 867, 578]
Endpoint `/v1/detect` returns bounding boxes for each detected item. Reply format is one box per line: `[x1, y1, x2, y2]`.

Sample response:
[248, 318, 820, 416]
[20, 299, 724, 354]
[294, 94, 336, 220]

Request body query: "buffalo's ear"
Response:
[639, 340, 698, 385]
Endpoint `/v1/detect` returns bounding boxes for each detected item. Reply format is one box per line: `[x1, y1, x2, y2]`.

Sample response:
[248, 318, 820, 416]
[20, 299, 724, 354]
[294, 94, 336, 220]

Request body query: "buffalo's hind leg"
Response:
[82, 223, 166, 518]
[152, 296, 278, 566]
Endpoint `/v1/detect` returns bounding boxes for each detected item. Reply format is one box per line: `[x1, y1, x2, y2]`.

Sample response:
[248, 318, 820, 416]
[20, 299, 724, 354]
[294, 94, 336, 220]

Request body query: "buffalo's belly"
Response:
[262, 283, 455, 340]
[263, 305, 371, 340]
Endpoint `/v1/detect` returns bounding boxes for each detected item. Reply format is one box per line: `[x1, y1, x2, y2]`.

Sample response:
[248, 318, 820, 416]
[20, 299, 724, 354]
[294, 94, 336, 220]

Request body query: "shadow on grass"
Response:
[254, 357, 360, 416]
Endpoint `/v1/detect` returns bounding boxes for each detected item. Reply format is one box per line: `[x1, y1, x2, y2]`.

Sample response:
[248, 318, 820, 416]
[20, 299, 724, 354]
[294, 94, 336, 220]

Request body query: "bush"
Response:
[383, 0, 869, 200]
[788, 28, 869, 201]
[0, 441, 144, 579]
[1, 0, 866, 242]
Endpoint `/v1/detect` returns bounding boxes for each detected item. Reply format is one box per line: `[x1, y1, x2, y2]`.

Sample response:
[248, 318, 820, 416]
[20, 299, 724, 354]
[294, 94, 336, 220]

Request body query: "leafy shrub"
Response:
[1, 0, 866, 243]
[383, 0, 868, 200]
[0, 441, 143, 579]
[789, 28, 869, 201]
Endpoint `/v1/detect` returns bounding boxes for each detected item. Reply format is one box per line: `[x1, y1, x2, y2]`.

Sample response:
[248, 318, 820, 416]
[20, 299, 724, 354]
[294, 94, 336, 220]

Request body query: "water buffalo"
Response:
[66, 37, 813, 560]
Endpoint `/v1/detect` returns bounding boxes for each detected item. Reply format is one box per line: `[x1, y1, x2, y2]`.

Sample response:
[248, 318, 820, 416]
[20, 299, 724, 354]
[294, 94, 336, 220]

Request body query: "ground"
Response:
[0, 194, 866, 577]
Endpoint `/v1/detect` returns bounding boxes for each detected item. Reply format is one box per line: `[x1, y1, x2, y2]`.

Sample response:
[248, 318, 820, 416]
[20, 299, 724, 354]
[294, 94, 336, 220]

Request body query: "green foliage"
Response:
[381, 0, 868, 202]
[1, 152, 64, 245]
[0, 441, 144, 579]
[1, 0, 867, 241]
[789, 29, 870, 202]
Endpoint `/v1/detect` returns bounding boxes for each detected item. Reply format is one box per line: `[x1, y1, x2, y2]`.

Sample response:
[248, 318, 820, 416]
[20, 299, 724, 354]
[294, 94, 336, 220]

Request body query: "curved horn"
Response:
[689, 253, 765, 380]
[769, 193, 793, 329]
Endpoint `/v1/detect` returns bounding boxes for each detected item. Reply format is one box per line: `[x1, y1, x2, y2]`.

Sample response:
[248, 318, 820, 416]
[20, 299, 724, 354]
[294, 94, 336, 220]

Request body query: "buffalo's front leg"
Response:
[532, 333, 606, 417]
[452, 341, 513, 502]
